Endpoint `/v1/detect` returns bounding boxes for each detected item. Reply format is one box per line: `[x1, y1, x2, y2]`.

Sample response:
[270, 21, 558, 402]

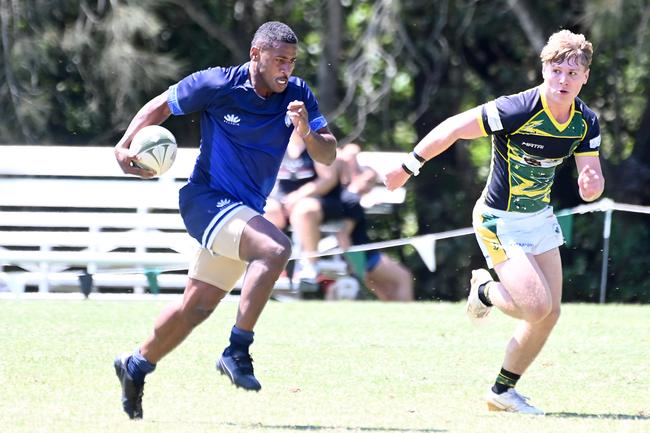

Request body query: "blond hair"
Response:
[540, 30, 593, 68]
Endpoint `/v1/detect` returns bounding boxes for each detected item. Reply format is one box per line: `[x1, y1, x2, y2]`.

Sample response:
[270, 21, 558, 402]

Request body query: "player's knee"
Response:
[187, 304, 216, 326]
[174, 298, 216, 328]
[264, 236, 292, 269]
[182, 284, 226, 326]
[396, 265, 413, 288]
[524, 298, 553, 323]
[291, 198, 321, 220]
[544, 305, 561, 327]
[277, 236, 292, 263]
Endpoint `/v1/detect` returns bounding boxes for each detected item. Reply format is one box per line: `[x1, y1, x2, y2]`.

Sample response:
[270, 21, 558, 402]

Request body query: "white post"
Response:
[39, 244, 51, 293]
[134, 206, 147, 294]
[598, 208, 613, 304]
[88, 225, 99, 276]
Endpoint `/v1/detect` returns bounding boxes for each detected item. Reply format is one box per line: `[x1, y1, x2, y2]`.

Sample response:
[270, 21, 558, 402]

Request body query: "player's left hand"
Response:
[286, 100, 310, 137]
[578, 164, 603, 201]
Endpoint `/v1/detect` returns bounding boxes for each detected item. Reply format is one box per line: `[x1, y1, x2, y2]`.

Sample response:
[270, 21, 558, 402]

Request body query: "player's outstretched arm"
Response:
[114, 90, 172, 178]
[575, 155, 605, 201]
[384, 107, 485, 191]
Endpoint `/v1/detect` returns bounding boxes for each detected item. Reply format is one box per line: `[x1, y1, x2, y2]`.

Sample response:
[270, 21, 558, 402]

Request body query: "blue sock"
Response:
[227, 326, 254, 354]
[127, 349, 156, 385]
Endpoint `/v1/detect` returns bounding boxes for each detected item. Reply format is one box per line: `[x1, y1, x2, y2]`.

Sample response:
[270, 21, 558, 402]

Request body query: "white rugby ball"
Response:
[130, 125, 177, 177]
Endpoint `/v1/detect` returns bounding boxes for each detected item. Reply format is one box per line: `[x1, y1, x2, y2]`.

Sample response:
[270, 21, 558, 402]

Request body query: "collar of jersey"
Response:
[240, 62, 269, 100]
[539, 85, 575, 132]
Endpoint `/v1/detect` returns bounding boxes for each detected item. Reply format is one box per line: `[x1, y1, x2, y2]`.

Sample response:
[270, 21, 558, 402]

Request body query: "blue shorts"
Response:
[179, 182, 248, 251]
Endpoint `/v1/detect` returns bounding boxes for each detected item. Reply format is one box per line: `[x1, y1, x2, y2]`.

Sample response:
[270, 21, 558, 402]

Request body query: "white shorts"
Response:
[188, 206, 258, 292]
[472, 203, 564, 268]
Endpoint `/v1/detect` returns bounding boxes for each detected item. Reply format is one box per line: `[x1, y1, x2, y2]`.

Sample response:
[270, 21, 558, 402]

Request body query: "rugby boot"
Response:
[486, 388, 544, 415]
[114, 354, 144, 419]
[466, 268, 493, 324]
[217, 348, 262, 391]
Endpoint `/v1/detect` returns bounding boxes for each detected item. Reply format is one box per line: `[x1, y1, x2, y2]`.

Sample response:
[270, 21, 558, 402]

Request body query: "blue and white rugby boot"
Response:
[217, 348, 262, 391]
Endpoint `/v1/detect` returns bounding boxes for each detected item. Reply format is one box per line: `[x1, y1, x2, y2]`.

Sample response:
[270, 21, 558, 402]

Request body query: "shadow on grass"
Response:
[546, 412, 650, 421]
[215, 423, 446, 432]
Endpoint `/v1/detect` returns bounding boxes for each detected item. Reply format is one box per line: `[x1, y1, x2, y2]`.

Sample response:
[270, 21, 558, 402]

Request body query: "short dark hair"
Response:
[251, 21, 298, 49]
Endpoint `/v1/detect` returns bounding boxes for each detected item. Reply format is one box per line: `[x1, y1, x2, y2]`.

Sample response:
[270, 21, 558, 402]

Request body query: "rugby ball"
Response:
[130, 125, 177, 177]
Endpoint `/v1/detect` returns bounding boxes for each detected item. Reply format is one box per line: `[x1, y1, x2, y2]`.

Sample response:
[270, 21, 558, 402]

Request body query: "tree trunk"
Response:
[317, 0, 342, 113]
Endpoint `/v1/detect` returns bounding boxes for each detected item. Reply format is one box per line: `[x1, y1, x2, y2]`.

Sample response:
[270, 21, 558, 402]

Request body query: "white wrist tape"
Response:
[402, 152, 424, 176]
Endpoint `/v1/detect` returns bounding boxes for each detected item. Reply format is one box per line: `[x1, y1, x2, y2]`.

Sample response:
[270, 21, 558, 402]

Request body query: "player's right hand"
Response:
[114, 146, 156, 179]
[383, 165, 411, 191]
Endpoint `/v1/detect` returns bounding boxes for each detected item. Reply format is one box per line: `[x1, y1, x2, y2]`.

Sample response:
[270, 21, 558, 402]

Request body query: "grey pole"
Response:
[599, 208, 613, 303]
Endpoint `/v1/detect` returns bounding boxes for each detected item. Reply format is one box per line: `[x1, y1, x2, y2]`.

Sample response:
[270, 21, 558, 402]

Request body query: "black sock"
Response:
[492, 368, 520, 394]
[478, 282, 493, 307]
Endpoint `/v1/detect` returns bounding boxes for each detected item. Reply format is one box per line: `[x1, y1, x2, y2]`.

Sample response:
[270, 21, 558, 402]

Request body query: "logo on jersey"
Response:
[522, 141, 545, 150]
[517, 120, 545, 135]
[589, 135, 601, 149]
[216, 198, 232, 208]
[224, 114, 241, 126]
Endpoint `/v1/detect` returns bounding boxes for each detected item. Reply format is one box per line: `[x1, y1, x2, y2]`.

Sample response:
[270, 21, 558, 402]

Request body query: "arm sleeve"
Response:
[167, 67, 228, 116]
[302, 82, 328, 131]
[574, 111, 601, 156]
[480, 93, 531, 135]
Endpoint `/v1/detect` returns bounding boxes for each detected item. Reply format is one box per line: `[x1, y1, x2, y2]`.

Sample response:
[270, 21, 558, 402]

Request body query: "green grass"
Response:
[0, 299, 649, 433]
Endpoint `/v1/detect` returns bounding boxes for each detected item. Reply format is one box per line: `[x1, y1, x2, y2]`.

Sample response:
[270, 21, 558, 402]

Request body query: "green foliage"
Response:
[559, 212, 650, 303]
[0, 1, 180, 143]
[604, 214, 650, 302]
[468, 136, 492, 181]
[581, 0, 650, 165]
[345, 2, 373, 35]
[391, 121, 418, 150]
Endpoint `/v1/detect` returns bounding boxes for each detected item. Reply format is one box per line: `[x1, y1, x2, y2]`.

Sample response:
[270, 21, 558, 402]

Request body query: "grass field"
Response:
[0, 297, 648, 433]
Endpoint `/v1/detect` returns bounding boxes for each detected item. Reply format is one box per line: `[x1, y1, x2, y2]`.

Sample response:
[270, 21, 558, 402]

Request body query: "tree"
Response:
[0, 0, 180, 144]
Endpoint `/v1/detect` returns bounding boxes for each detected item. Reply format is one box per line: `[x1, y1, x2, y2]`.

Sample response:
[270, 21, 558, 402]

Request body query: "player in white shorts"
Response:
[384, 30, 605, 414]
[472, 205, 564, 270]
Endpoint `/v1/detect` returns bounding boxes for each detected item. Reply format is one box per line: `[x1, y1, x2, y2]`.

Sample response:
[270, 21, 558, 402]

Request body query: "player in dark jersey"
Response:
[385, 30, 604, 414]
[113, 21, 337, 419]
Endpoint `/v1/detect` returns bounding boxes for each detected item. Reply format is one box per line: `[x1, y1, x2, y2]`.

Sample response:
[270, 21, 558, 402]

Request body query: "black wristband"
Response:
[412, 152, 426, 163]
[401, 163, 414, 176]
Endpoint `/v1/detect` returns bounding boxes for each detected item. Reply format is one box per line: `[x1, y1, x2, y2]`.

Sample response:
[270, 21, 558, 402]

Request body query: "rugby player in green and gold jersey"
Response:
[384, 29, 604, 414]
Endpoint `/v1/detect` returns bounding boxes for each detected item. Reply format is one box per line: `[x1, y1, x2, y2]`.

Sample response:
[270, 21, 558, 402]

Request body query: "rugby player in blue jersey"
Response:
[113, 21, 336, 419]
[385, 30, 604, 414]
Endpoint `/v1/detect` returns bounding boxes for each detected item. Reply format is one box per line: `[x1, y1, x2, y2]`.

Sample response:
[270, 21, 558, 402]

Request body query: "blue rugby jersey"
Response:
[167, 63, 327, 213]
[478, 86, 601, 213]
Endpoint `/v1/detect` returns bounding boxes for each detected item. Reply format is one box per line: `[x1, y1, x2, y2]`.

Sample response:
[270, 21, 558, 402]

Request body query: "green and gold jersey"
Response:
[478, 86, 600, 213]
